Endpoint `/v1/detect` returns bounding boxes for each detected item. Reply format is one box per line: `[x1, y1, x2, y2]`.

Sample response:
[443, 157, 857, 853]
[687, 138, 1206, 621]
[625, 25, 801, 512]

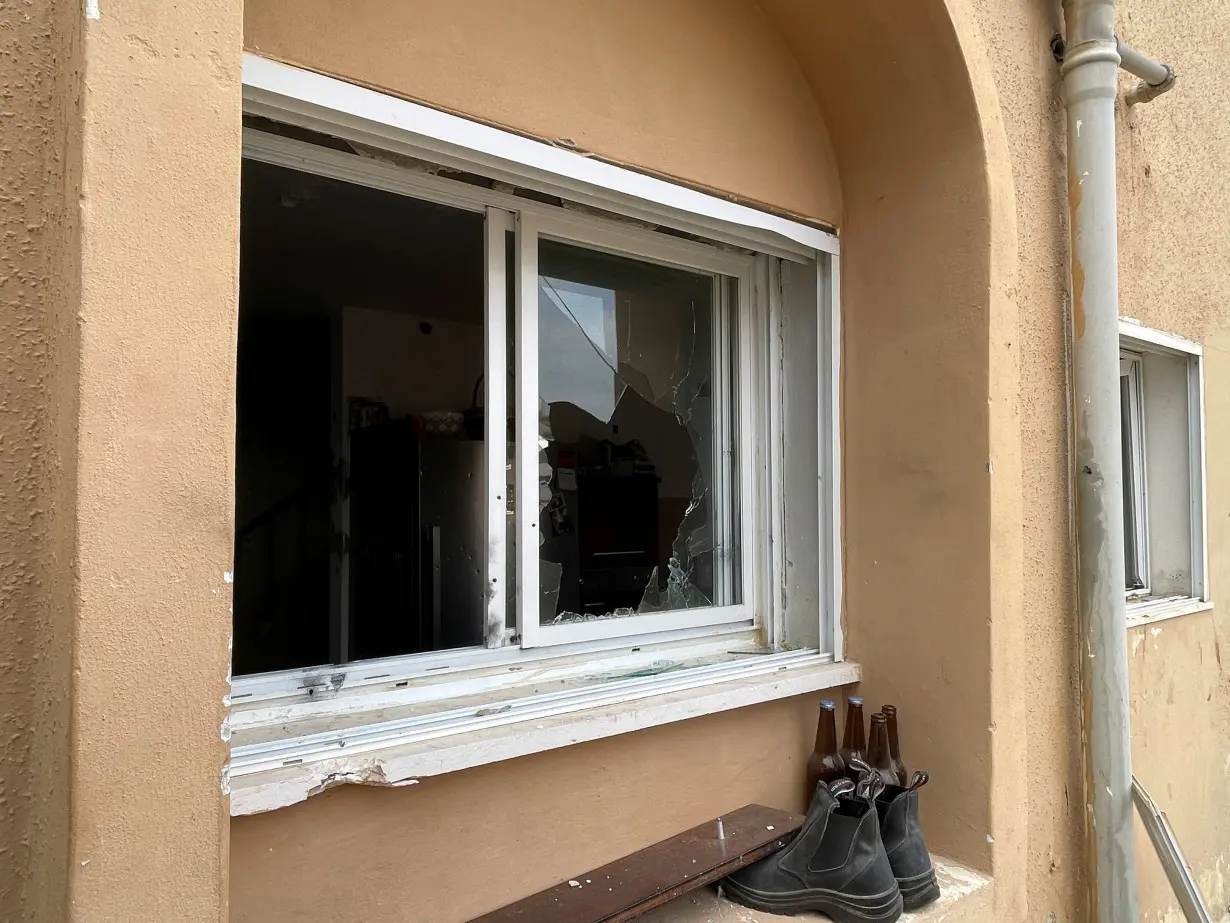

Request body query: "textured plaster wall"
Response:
[967, 2, 1087, 921]
[762, 0, 1010, 884]
[230, 695, 831, 923]
[967, 0, 1230, 920]
[242, 0, 842, 225]
[67, 2, 243, 921]
[23, 0, 1215, 921]
[0, 1, 81, 921]
[1114, 3, 1230, 917]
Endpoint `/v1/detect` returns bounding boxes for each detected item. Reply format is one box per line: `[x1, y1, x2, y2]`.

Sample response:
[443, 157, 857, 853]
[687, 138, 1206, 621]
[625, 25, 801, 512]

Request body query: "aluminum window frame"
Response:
[230, 54, 843, 707]
[1119, 349, 1150, 595]
[519, 213, 756, 647]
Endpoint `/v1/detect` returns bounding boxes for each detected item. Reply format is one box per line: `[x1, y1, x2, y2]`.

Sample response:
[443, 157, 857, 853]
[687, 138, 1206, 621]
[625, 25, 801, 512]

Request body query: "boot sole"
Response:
[723, 879, 903, 923]
[897, 868, 941, 911]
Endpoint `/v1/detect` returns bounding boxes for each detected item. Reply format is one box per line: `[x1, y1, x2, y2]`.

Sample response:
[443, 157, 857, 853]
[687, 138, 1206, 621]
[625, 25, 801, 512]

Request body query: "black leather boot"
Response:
[875, 771, 940, 911]
[724, 777, 903, 922]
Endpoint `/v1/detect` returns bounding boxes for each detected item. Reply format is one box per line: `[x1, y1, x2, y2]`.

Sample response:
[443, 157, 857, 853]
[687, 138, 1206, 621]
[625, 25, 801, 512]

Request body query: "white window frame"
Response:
[226, 54, 849, 812]
[517, 212, 756, 647]
[1118, 318, 1209, 625]
[1119, 349, 1150, 596]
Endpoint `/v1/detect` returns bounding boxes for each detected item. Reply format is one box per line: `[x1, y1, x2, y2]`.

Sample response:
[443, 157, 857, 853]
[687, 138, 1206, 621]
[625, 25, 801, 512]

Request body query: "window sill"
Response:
[225, 651, 859, 816]
[1126, 596, 1213, 629]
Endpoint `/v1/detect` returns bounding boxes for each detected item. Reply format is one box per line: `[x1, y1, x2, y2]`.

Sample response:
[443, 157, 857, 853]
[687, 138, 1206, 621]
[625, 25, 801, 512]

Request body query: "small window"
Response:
[1117, 323, 1207, 606]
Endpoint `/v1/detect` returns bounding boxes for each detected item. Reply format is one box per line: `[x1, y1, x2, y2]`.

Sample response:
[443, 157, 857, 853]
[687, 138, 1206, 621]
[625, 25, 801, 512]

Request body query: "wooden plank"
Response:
[469, 804, 804, 923]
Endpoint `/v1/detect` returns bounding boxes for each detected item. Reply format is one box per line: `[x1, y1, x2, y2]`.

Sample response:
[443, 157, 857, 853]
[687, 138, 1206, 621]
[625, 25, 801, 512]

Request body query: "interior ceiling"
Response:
[240, 159, 484, 323]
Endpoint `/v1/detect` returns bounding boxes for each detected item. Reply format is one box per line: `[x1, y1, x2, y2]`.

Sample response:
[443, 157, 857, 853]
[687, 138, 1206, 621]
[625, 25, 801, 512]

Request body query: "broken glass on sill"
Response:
[536, 239, 740, 628]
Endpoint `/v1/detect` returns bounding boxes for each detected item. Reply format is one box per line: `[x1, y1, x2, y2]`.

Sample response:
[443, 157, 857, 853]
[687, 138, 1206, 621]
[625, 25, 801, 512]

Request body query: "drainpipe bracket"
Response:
[1059, 38, 1121, 78]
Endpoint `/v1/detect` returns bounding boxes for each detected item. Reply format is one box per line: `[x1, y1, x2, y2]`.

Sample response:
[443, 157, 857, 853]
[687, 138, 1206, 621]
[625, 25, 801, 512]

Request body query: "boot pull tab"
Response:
[847, 757, 872, 777]
[854, 775, 871, 800]
[829, 778, 856, 798]
[908, 770, 930, 792]
[865, 774, 887, 803]
[854, 772, 885, 803]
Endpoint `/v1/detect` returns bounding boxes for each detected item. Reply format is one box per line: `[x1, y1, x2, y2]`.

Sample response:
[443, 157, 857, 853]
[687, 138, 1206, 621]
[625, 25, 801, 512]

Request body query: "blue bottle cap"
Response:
[849, 696, 864, 706]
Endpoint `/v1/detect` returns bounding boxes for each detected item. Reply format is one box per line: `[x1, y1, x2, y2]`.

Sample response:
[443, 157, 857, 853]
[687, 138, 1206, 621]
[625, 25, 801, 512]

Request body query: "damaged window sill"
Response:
[225, 645, 859, 816]
[1125, 596, 1213, 629]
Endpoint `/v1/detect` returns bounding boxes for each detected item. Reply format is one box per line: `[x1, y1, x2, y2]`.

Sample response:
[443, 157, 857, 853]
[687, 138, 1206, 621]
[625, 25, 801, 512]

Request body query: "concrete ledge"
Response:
[638, 857, 992, 923]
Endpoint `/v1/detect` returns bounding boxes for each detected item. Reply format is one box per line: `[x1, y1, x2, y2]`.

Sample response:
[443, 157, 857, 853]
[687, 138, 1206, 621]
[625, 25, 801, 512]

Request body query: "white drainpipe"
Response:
[1060, 1, 1175, 921]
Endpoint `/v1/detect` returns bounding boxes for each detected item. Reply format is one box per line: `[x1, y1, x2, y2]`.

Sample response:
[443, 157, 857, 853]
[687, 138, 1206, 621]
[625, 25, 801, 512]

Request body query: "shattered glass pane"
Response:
[537, 240, 740, 627]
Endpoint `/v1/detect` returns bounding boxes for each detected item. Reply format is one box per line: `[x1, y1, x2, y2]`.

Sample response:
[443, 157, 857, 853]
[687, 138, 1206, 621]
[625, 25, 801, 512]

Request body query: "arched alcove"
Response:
[759, 0, 1022, 880]
[231, 3, 1022, 919]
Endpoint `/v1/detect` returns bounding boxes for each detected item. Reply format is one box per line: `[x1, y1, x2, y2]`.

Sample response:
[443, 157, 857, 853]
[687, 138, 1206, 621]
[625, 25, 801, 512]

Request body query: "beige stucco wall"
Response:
[230, 695, 832, 923]
[243, 0, 842, 226]
[1114, 4, 1230, 914]
[231, 3, 1230, 923]
[0, 2, 81, 921]
[970, 0, 1230, 919]
[64, 2, 243, 922]
[968, 2, 1088, 919]
[9, 0, 1227, 921]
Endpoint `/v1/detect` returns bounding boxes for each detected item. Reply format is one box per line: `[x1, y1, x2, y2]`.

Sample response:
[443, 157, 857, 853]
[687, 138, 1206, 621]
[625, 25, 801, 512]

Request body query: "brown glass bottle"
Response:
[866, 712, 900, 786]
[882, 704, 908, 786]
[806, 699, 847, 799]
[839, 696, 867, 779]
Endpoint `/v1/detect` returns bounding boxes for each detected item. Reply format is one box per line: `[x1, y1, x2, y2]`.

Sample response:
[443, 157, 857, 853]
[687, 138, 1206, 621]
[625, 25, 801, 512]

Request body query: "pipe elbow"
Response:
[1126, 66, 1177, 106]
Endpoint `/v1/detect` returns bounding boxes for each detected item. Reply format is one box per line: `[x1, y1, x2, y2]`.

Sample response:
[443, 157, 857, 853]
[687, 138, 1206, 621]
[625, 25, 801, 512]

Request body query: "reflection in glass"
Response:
[536, 240, 739, 626]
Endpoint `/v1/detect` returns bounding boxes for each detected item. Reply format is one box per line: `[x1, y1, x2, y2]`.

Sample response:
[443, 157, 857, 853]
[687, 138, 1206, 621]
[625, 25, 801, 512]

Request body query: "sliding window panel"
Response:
[522, 216, 753, 646]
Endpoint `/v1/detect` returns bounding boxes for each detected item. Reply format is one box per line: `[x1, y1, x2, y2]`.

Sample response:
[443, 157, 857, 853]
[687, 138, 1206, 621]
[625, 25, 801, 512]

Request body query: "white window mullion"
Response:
[1187, 353, 1208, 600]
[737, 265, 763, 639]
[516, 212, 543, 648]
[484, 208, 515, 647]
[821, 254, 843, 660]
[711, 276, 734, 608]
[765, 256, 786, 646]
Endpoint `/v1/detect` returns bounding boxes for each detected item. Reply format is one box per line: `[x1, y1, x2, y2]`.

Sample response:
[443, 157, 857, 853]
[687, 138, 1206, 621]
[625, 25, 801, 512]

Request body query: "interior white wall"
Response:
[1142, 349, 1193, 596]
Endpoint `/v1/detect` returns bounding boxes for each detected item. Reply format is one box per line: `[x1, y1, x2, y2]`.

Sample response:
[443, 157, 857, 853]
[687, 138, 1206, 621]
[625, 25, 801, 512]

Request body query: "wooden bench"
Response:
[469, 804, 804, 923]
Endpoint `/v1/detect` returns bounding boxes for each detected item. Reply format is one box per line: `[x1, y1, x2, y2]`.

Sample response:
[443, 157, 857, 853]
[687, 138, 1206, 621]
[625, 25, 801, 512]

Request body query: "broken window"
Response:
[535, 240, 740, 627]
[232, 122, 762, 680]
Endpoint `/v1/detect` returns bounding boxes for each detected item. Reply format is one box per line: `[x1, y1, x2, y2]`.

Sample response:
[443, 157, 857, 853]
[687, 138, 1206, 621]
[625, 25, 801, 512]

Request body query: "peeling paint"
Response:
[304, 759, 421, 799]
[84, 0, 100, 20]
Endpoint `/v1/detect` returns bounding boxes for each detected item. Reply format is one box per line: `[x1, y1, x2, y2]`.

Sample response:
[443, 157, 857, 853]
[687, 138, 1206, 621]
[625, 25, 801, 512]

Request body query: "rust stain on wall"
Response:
[1067, 152, 1086, 340]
